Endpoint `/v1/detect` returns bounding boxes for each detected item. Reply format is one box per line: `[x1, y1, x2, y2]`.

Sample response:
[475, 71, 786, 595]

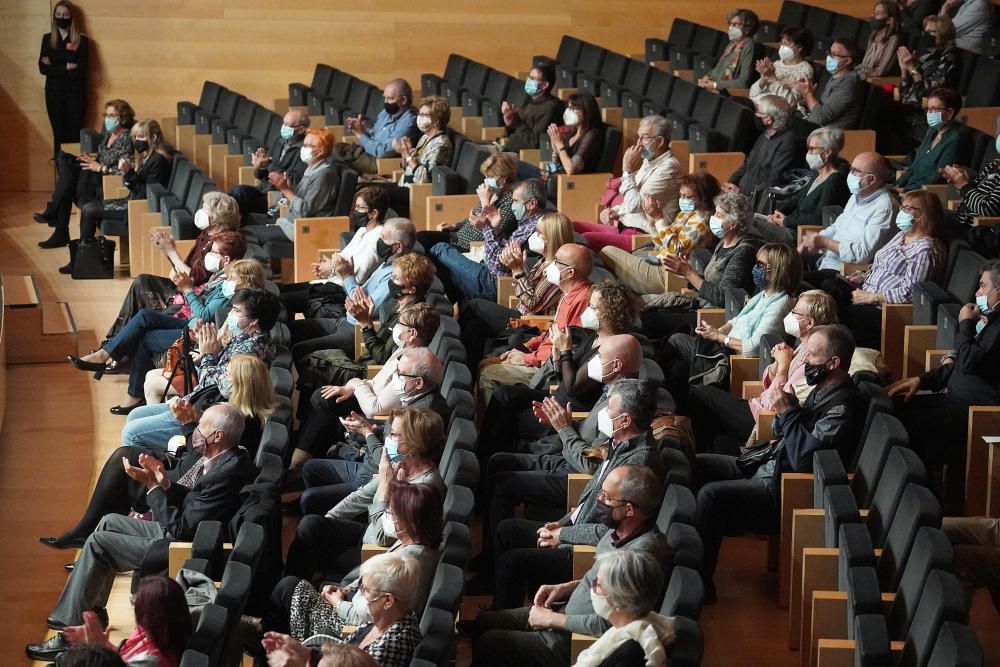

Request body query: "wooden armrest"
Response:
[924, 349, 950, 372]
[556, 87, 578, 101]
[958, 107, 1000, 137]
[293, 216, 350, 282]
[881, 303, 913, 383]
[742, 380, 764, 400]
[567, 473, 592, 511]
[965, 406, 1000, 516]
[361, 543, 389, 562]
[519, 149, 542, 165]
[797, 225, 823, 246]
[514, 315, 553, 332]
[571, 412, 589, 420]
[841, 263, 870, 275]
[425, 193, 479, 231]
[496, 275, 515, 308]
[366, 365, 384, 375]
[556, 173, 612, 222]
[481, 127, 507, 142]
[726, 88, 749, 97]
[631, 234, 653, 251]
[572, 545, 598, 581]
[729, 355, 758, 396]
[688, 152, 745, 183]
[756, 409, 776, 441]
[841, 130, 876, 162]
[696, 308, 726, 329]
[571, 633, 599, 663]
[973, 216, 1000, 227]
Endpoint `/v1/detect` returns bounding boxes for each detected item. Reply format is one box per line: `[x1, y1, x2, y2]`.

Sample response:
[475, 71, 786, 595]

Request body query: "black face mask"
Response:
[376, 238, 395, 262]
[388, 279, 405, 299]
[384, 102, 401, 116]
[592, 499, 620, 529]
[350, 210, 370, 229]
[804, 360, 833, 386]
[133, 139, 150, 154]
[868, 17, 886, 30]
[55, 17, 71, 29]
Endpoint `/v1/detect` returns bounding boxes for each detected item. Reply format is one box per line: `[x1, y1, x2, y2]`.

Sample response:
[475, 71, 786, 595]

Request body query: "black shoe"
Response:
[456, 618, 482, 639]
[67, 355, 107, 380]
[37, 536, 85, 550]
[46, 607, 106, 632]
[64, 563, 74, 572]
[33, 212, 54, 225]
[110, 400, 145, 416]
[103, 359, 129, 375]
[58, 262, 73, 275]
[38, 232, 69, 249]
[464, 573, 495, 596]
[26, 633, 69, 660]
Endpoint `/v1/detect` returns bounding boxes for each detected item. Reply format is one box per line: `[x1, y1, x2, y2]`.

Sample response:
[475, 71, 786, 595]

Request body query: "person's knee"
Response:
[295, 514, 330, 542]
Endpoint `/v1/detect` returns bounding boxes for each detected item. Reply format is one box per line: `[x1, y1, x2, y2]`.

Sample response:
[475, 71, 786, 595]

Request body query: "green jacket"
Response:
[897, 124, 967, 191]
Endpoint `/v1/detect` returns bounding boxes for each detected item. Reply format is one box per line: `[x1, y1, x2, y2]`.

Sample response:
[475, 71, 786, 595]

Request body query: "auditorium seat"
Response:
[288, 63, 336, 108]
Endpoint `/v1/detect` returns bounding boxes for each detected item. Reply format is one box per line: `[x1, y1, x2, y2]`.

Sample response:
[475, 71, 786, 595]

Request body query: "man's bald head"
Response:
[554, 243, 593, 289]
[851, 151, 890, 193]
[597, 334, 642, 381]
[283, 109, 310, 132]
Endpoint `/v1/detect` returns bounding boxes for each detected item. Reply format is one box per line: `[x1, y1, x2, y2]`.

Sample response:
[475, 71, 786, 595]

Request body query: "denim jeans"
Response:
[429, 242, 497, 301]
[104, 308, 186, 398]
[299, 459, 373, 515]
[121, 402, 180, 449]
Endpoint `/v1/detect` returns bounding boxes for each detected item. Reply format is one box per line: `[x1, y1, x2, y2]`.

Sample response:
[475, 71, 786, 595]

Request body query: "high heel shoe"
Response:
[66, 355, 107, 380]
[109, 400, 145, 416]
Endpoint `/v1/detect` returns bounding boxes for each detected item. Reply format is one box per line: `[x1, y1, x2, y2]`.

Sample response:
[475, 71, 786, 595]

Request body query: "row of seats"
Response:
[287, 64, 387, 127]
[422, 54, 532, 128]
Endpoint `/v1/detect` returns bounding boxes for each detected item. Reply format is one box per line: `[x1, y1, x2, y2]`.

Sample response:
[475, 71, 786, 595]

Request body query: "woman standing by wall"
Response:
[39, 1, 89, 156]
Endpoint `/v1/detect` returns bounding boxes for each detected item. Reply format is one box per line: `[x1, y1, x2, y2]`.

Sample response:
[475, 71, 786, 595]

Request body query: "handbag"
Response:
[735, 439, 784, 478]
[70, 237, 116, 280]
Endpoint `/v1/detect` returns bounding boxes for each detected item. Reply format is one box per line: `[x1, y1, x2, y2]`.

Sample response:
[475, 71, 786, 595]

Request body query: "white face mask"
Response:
[392, 372, 410, 396]
[221, 279, 237, 298]
[805, 151, 825, 171]
[545, 262, 564, 286]
[778, 44, 795, 61]
[528, 232, 545, 254]
[300, 146, 314, 163]
[580, 307, 600, 330]
[597, 408, 616, 437]
[783, 311, 802, 338]
[416, 114, 433, 132]
[587, 354, 611, 382]
[728, 26, 743, 41]
[383, 512, 398, 538]
[194, 209, 211, 230]
[563, 109, 579, 126]
[204, 252, 222, 273]
[391, 324, 411, 348]
[350, 589, 374, 624]
[590, 588, 614, 620]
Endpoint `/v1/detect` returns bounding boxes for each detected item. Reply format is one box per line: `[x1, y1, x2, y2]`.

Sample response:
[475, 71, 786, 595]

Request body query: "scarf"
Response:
[574, 613, 677, 667]
[730, 290, 788, 343]
[718, 39, 748, 81]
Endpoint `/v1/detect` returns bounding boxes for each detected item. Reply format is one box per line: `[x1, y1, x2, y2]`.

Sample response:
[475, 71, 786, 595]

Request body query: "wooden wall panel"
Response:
[0, 0, 873, 192]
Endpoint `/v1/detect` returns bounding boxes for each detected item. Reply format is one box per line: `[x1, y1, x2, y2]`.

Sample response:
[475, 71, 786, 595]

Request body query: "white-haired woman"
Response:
[344, 551, 423, 666]
[574, 550, 675, 667]
[724, 95, 799, 206]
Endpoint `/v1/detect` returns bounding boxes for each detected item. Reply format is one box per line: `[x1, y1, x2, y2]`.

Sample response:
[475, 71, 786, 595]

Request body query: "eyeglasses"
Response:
[637, 134, 661, 145]
[901, 204, 923, 215]
[849, 167, 874, 177]
[395, 371, 418, 380]
[353, 207, 371, 214]
[925, 105, 948, 113]
[829, 51, 848, 59]
[358, 583, 386, 601]
[790, 310, 806, 318]
[755, 260, 772, 271]
[597, 488, 630, 506]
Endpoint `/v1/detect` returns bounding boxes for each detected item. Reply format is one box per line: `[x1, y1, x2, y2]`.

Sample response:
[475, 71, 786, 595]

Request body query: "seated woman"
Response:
[942, 145, 1000, 256]
[458, 212, 575, 367]
[688, 290, 838, 455]
[375, 95, 452, 218]
[543, 92, 605, 186]
[599, 172, 721, 295]
[820, 189, 947, 348]
[896, 16, 961, 144]
[698, 9, 760, 92]
[574, 550, 676, 667]
[60, 119, 173, 274]
[896, 87, 967, 191]
[104, 191, 243, 343]
[285, 406, 446, 580]
[260, 481, 442, 642]
[39, 354, 275, 548]
[36, 98, 135, 248]
[416, 152, 519, 253]
[749, 26, 815, 110]
[765, 127, 850, 239]
[641, 191, 761, 333]
[857, 1, 902, 80]
[664, 242, 801, 406]
[67, 245, 258, 414]
[243, 128, 340, 245]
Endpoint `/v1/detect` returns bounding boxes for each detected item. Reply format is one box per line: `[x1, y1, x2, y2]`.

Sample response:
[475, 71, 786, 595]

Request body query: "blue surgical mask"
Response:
[995, 134, 1000, 155]
[641, 146, 654, 160]
[226, 311, 244, 336]
[926, 111, 943, 127]
[752, 264, 768, 289]
[279, 124, 295, 140]
[976, 319, 986, 335]
[512, 201, 527, 221]
[484, 177, 500, 191]
[524, 79, 540, 96]
[977, 287, 998, 316]
[384, 436, 406, 463]
[104, 117, 120, 132]
[846, 172, 863, 195]
[678, 197, 695, 213]
[895, 209, 914, 231]
[221, 279, 237, 298]
[709, 215, 727, 238]
[825, 55, 840, 74]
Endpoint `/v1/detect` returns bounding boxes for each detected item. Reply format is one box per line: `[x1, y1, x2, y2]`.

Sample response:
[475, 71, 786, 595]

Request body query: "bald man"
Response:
[799, 150, 896, 287]
[478, 242, 595, 405]
[228, 109, 310, 219]
[333, 78, 420, 174]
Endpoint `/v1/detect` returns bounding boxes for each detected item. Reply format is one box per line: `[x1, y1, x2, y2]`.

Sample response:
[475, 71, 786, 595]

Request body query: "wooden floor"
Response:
[1, 191, 998, 666]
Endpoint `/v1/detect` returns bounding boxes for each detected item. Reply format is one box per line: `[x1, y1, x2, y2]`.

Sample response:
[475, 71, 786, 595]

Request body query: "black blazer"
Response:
[124, 152, 172, 200]
[146, 445, 258, 540]
[258, 134, 307, 191]
[39, 32, 89, 93]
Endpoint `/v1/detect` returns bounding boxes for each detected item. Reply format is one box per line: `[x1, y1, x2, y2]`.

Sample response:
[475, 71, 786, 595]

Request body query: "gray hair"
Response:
[983, 260, 1000, 291]
[400, 347, 443, 389]
[516, 178, 548, 208]
[386, 78, 413, 106]
[610, 378, 656, 431]
[755, 95, 791, 132]
[617, 464, 662, 516]
[202, 191, 240, 231]
[713, 191, 752, 233]
[203, 402, 246, 446]
[639, 115, 671, 142]
[808, 127, 845, 156]
[359, 551, 420, 611]
[384, 217, 416, 250]
[596, 550, 665, 617]
[812, 324, 856, 367]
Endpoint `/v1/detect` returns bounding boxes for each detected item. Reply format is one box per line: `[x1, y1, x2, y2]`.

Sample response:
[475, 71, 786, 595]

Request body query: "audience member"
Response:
[796, 38, 866, 130]
[943, 148, 1000, 255]
[498, 65, 565, 153]
[333, 78, 420, 175]
[573, 114, 681, 251]
[724, 95, 800, 204]
[749, 26, 815, 109]
[898, 16, 961, 109]
[229, 109, 309, 219]
[698, 9, 760, 91]
[544, 92, 605, 178]
[938, 0, 991, 50]
[858, 1, 903, 80]
[942, 516, 1000, 613]
[896, 87, 967, 191]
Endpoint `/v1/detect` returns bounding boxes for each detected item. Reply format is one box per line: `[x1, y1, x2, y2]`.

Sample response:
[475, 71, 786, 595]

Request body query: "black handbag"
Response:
[735, 439, 783, 478]
[70, 237, 116, 280]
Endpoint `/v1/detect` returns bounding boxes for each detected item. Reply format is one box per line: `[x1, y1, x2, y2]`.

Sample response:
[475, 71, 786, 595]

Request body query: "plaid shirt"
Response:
[862, 231, 946, 304]
[191, 329, 274, 397]
[346, 610, 422, 667]
[482, 209, 542, 278]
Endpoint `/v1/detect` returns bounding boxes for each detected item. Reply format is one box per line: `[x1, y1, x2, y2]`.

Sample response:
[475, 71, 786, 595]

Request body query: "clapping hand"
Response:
[168, 397, 200, 425]
[546, 124, 565, 153]
[599, 206, 621, 226]
[548, 323, 572, 353]
[641, 194, 664, 222]
[268, 171, 289, 190]
[312, 254, 333, 278]
[792, 77, 817, 97]
[533, 396, 572, 430]
[340, 411, 375, 437]
[346, 114, 365, 136]
[344, 289, 374, 326]
[63, 610, 111, 646]
[251, 147, 271, 169]
[193, 320, 222, 356]
[169, 267, 194, 292]
[772, 389, 794, 415]
[755, 57, 775, 81]
[770, 210, 786, 226]
[897, 46, 916, 73]
[499, 241, 527, 273]
[123, 452, 169, 490]
[476, 182, 493, 209]
[501, 100, 519, 125]
[118, 157, 133, 173]
[771, 342, 795, 371]
[941, 164, 969, 189]
[659, 253, 692, 279]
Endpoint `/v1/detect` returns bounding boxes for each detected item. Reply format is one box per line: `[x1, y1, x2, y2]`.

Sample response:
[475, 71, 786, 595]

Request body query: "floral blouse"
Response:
[654, 210, 713, 256]
[450, 188, 517, 251]
[97, 129, 135, 175]
[900, 47, 961, 106]
[398, 133, 452, 186]
[749, 59, 814, 109]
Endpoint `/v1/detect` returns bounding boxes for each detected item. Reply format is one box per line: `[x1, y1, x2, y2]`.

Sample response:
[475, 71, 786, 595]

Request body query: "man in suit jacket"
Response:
[27, 403, 258, 661]
[228, 109, 309, 219]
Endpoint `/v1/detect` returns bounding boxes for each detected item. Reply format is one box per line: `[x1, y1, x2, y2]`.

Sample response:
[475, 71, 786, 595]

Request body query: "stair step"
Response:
[42, 302, 77, 335]
[3, 275, 40, 308]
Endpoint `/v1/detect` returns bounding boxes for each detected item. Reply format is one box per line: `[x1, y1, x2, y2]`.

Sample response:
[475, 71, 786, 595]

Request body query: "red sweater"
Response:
[523, 280, 593, 366]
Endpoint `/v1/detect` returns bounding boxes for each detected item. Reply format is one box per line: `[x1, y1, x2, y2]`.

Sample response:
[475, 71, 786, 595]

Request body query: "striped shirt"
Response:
[862, 231, 946, 304]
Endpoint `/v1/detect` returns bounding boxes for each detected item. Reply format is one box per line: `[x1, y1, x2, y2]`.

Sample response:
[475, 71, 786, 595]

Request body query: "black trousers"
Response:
[284, 514, 365, 583]
[459, 298, 520, 370]
[820, 276, 883, 350]
[893, 393, 970, 465]
[229, 184, 269, 220]
[492, 518, 573, 609]
[295, 389, 363, 456]
[688, 383, 756, 455]
[803, 268, 840, 290]
[78, 199, 126, 242]
[45, 87, 85, 156]
[476, 383, 551, 478]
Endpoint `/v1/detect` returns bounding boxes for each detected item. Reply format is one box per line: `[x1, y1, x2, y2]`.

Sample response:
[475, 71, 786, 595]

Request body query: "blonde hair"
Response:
[202, 191, 240, 231]
[49, 1, 81, 49]
[419, 95, 451, 130]
[534, 213, 575, 261]
[227, 355, 277, 422]
[224, 258, 266, 290]
[797, 289, 838, 325]
[923, 15, 956, 45]
[131, 119, 171, 162]
[480, 153, 518, 182]
[393, 253, 436, 296]
[758, 242, 803, 294]
[388, 405, 443, 463]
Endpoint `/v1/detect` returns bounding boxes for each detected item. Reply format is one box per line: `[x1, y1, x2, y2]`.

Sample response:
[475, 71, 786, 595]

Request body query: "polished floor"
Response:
[1, 191, 997, 665]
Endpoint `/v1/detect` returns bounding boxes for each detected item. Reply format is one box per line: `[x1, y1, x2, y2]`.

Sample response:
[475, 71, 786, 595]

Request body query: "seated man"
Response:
[498, 65, 565, 153]
[723, 95, 800, 205]
[333, 78, 420, 175]
[472, 380, 666, 606]
[887, 261, 1000, 465]
[574, 114, 682, 251]
[287, 217, 417, 362]
[695, 324, 865, 603]
[477, 243, 594, 405]
[429, 178, 546, 303]
[228, 109, 309, 220]
[467, 464, 671, 667]
[795, 38, 866, 130]
[26, 403, 257, 661]
[942, 515, 1000, 612]
[798, 150, 896, 285]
